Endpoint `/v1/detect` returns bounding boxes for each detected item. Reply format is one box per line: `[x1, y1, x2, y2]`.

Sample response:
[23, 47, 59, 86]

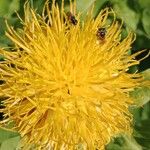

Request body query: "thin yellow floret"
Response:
[0, 1, 144, 150]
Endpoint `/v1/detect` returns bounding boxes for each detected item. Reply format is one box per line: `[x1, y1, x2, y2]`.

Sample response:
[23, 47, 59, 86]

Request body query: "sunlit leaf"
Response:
[8, 0, 20, 17]
[130, 86, 150, 106]
[130, 69, 150, 106]
[91, 0, 107, 17]
[113, 0, 139, 30]
[76, 0, 96, 19]
[141, 69, 150, 80]
[0, 136, 20, 150]
[0, 128, 19, 143]
[0, 0, 19, 18]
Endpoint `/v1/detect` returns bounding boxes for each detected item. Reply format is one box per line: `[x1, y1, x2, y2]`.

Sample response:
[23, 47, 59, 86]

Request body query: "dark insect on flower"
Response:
[96, 27, 107, 40]
[67, 89, 70, 95]
[66, 12, 78, 25]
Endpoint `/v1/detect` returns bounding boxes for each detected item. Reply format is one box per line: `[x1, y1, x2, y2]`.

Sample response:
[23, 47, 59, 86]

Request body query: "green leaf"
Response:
[0, 35, 13, 48]
[0, 0, 20, 47]
[130, 69, 150, 106]
[33, 0, 45, 14]
[0, 124, 20, 149]
[138, 0, 150, 9]
[0, 17, 6, 35]
[0, 0, 10, 17]
[113, 0, 139, 30]
[130, 86, 150, 106]
[0, 128, 19, 143]
[142, 8, 150, 37]
[0, 136, 20, 150]
[0, 0, 19, 18]
[76, 0, 95, 13]
[141, 69, 150, 80]
[133, 102, 150, 149]
[106, 134, 142, 150]
[8, 0, 20, 17]
[76, 0, 96, 20]
[0, 55, 5, 61]
[65, 0, 106, 21]
[92, 0, 107, 18]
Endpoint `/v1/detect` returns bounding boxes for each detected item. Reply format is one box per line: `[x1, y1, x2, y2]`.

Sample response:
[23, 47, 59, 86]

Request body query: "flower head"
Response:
[0, 0, 143, 149]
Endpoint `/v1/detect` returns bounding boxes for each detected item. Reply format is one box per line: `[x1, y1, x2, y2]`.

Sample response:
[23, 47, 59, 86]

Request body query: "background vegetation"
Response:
[0, 0, 150, 149]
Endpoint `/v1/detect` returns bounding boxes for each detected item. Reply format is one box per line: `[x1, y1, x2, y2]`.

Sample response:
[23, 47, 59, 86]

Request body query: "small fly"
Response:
[66, 12, 78, 25]
[96, 28, 107, 41]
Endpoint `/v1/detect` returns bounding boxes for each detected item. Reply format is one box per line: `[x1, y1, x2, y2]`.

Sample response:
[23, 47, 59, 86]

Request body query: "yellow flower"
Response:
[0, 0, 144, 149]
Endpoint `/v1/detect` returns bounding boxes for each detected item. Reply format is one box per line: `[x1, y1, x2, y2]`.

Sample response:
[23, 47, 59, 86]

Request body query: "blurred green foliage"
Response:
[0, 0, 150, 149]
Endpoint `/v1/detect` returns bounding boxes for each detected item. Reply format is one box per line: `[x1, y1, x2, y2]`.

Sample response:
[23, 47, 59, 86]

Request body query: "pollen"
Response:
[0, 0, 144, 149]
